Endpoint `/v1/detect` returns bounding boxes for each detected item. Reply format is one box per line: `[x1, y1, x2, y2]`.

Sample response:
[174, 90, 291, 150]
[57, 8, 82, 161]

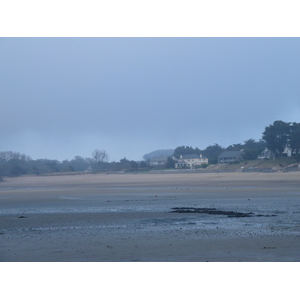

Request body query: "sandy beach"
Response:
[1, 172, 300, 261]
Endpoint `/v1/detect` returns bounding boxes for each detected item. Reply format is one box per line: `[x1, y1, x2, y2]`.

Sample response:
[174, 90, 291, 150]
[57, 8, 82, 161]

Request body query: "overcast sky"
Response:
[1, 38, 300, 161]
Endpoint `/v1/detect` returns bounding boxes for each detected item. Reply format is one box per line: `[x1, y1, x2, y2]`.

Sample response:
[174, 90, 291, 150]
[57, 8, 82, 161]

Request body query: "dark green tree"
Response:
[130, 160, 139, 170]
[10, 165, 28, 176]
[202, 144, 224, 164]
[119, 157, 131, 170]
[173, 146, 200, 158]
[242, 149, 259, 160]
[166, 156, 176, 168]
[243, 138, 266, 151]
[262, 120, 290, 158]
[241, 139, 266, 160]
[44, 160, 59, 173]
[139, 161, 148, 168]
[226, 143, 243, 151]
[69, 156, 90, 171]
[289, 122, 300, 155]
[120, 157, 130, 164]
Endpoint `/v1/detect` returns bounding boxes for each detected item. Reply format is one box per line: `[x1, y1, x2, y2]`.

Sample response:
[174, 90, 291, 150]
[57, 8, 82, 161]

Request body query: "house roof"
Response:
[261, 149, 272, 154]
[149, 156, 169, 162]
[218, 151, 242, 158]
[181, 154, 207, 159]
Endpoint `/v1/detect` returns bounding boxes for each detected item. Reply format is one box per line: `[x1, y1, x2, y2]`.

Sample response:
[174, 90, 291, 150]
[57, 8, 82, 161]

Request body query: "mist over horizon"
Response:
[1, 38, 300, 162]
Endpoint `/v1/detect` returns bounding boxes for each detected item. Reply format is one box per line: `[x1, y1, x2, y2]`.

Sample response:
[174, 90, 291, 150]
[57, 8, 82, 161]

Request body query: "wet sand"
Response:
[1, 172, 300, 261]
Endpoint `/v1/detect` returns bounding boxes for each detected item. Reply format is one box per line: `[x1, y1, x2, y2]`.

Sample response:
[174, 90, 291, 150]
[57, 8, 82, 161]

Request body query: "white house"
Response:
[258, 146, 292, 159]
[175, 154, 208, 169]
[283, 146, 292, 157]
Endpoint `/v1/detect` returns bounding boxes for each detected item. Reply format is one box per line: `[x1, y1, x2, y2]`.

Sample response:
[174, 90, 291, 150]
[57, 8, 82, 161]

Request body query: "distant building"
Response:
[175, 154, 208, 169]
[258, 148, 274, 159]
[258, 146, 292, 159]
[149, 156, 169, 167]
[283, 146, 292, 157]
[218, 151, 243, 164]
[85, 166, 93, 172]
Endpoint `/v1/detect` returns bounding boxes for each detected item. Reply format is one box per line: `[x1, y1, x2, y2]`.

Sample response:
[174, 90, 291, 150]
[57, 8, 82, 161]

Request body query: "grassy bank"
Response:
[206, 157, 300, 171]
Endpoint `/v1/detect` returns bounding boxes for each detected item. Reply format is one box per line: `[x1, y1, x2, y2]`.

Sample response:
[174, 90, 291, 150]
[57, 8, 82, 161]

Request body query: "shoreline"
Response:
[1, 172, 300, 262]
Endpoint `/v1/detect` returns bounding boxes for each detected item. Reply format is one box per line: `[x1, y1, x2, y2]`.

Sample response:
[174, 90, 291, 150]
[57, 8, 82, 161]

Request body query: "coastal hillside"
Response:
[143, 149, 174, 160]
[205, 157, 300, 172]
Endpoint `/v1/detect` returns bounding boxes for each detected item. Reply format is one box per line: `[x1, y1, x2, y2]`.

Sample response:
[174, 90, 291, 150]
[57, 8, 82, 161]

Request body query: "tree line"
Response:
[1, 120, 299, 177]
[0, 149, 147, 177]
[171, 138, 266, 166]
[170, 120, 300, 164]
[262, 121, 300, 157]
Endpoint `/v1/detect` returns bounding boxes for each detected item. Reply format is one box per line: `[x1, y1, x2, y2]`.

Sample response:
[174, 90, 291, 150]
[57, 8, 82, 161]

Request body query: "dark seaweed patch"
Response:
[170, 207, 276, 218]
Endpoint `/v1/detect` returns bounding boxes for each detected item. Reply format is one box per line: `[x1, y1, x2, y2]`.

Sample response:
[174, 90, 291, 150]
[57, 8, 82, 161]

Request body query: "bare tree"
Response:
[92, 149, 109, 163]
[0, 151, 31, 161]
[92, 149, 109, 172]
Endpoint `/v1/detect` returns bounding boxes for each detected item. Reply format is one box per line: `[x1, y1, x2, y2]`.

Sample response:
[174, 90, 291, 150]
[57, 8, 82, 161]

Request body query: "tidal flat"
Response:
[1, 172, 300, 262]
